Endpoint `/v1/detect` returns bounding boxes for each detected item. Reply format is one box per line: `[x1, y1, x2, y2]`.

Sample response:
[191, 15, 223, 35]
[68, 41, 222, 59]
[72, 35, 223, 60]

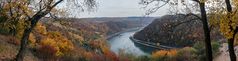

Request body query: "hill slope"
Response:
[133, 15, 222, 47]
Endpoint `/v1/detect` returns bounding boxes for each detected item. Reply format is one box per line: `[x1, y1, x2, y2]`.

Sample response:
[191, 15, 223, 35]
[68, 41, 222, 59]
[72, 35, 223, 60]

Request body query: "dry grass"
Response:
[0, 35, 20, 45]
[0, 34, 40, 61]
[0, 38, 18, 61]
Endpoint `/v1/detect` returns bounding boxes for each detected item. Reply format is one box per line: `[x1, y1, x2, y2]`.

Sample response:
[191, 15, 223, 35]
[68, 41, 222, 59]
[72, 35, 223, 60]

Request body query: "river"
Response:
[107, 30, 150, 56]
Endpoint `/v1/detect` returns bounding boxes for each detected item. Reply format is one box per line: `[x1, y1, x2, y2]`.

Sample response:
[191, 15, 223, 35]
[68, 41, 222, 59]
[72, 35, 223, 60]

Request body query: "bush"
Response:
[151, 50, 177, 61]
[177, 47, 198, 61]
[0, 28, 10, 35]
[193, 41, 206, 61]
[101, 46, 119, 61]
[135, 56, 151, 61]
[193, 41, 221, 61]
[36, 31, 74, 60]
[211, 41, 221, 56]
[37, 44, 58, 60]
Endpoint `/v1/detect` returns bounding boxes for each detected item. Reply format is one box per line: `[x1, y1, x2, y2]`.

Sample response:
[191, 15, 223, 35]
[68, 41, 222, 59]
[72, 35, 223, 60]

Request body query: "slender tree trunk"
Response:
[199, 3, 213, 61]
[15, 12, 48, 61]
[15, 27, 33, 61]
[228, 38, 236, 61]
[225, 0, 237, 61]
[16, 18, 40, 61]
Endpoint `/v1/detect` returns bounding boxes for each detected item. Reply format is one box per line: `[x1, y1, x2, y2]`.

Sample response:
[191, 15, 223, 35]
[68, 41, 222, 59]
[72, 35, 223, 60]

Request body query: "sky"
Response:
[75, 0, 170, 18]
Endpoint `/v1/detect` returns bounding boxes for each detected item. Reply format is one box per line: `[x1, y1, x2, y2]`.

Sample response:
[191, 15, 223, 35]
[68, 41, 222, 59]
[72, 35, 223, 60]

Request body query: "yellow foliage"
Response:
[234, 34, 238, 46]
[0, 0, 32, 37]
[28, 33, 36, 48]
[40, 31, 74, 57]
[199, 0, 207, 3]
[15, 20, 27, 39]
[35, 23, 47, 35]
[219, 11, 238, 39]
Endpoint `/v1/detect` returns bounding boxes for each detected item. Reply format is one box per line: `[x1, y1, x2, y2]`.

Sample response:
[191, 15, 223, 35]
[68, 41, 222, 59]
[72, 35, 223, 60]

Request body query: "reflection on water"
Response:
[108, 31, 150, 56]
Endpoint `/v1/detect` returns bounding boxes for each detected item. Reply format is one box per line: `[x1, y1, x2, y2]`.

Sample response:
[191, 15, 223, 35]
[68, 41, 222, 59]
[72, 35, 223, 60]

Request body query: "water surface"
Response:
[108, 31, 149, 56]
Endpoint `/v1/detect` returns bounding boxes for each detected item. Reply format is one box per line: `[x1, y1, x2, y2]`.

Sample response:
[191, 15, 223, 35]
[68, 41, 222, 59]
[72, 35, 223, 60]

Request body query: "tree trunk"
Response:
[228, 38, 236, 61]
[15, 0, 63, 61]
[15, 27, 33, 61]
[15, 12, 48, 61]
[225, 0, 237, 61]
[199, 3, 213, 61]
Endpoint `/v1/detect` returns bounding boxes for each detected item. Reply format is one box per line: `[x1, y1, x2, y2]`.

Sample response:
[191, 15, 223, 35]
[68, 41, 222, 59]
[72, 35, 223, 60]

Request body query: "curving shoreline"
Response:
[107, 30, 149, 55]
[130, 36, 175, 50]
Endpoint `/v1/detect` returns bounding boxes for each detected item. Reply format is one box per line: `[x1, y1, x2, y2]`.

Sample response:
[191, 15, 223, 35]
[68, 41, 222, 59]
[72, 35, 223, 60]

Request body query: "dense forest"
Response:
[134, 15, 223, 47]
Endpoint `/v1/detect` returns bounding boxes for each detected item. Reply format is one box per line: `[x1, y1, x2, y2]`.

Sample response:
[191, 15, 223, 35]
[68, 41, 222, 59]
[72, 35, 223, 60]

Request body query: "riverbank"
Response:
[130, 36, 175, 50]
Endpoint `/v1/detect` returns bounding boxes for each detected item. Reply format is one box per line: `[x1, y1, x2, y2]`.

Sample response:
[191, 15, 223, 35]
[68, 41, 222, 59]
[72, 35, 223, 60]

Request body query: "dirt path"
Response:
[214, 43, 238, 61]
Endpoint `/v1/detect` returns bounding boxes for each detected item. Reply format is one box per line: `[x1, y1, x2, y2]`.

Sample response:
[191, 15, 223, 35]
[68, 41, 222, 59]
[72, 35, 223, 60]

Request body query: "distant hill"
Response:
[43, 17, 155, 35]
[80, 17, 155, 26]
[133, 15, 223, 47]
[77, 17, 155, 35]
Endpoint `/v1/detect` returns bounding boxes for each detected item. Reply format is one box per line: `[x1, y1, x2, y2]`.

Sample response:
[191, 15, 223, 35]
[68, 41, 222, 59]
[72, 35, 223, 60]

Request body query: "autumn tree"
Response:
[0, 0, 97, 61]
[224, 0, 236, 61]
[140, 0, 213, 61]
[0, 0, 31, 37]
[207, 0, 238, 60]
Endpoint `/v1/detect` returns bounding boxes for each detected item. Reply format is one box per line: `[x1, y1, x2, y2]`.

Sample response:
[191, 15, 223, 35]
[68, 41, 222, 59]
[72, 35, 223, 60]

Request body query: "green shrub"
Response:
[193, 41, 221, 61]
[0, 45, 4, 52]
[0, 28, 10, 35]
[211, 41, 221, 56]
[135, 56, 151, 61]
[193, 41, 206, 61]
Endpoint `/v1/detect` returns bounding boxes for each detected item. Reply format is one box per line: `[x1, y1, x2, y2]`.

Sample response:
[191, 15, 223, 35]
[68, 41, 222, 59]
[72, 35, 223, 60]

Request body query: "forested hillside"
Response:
[134, 15, 223, 47]
[0, 17, 153, 61]
[79, 17, 154, 35]
[1, 0, 238, 61]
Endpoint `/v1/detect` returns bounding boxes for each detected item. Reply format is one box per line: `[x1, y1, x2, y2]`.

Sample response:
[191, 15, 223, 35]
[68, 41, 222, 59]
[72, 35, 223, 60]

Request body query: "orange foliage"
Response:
[152, 49, 177, 59]
[28, 33, 36, 47]
[84, 52, 94, 60]
[39, 31, 74, 57]
[30, 21, 115, 60]
[101, 46, 119, 61]
[34, 28, 74, 58]
[167, 49, 177, 57]
[152, 50, 168, 58]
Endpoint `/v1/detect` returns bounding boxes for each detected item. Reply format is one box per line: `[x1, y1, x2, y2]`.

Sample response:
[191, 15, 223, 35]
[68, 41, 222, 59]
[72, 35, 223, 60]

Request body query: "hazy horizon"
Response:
[71, 0, 169, 18]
